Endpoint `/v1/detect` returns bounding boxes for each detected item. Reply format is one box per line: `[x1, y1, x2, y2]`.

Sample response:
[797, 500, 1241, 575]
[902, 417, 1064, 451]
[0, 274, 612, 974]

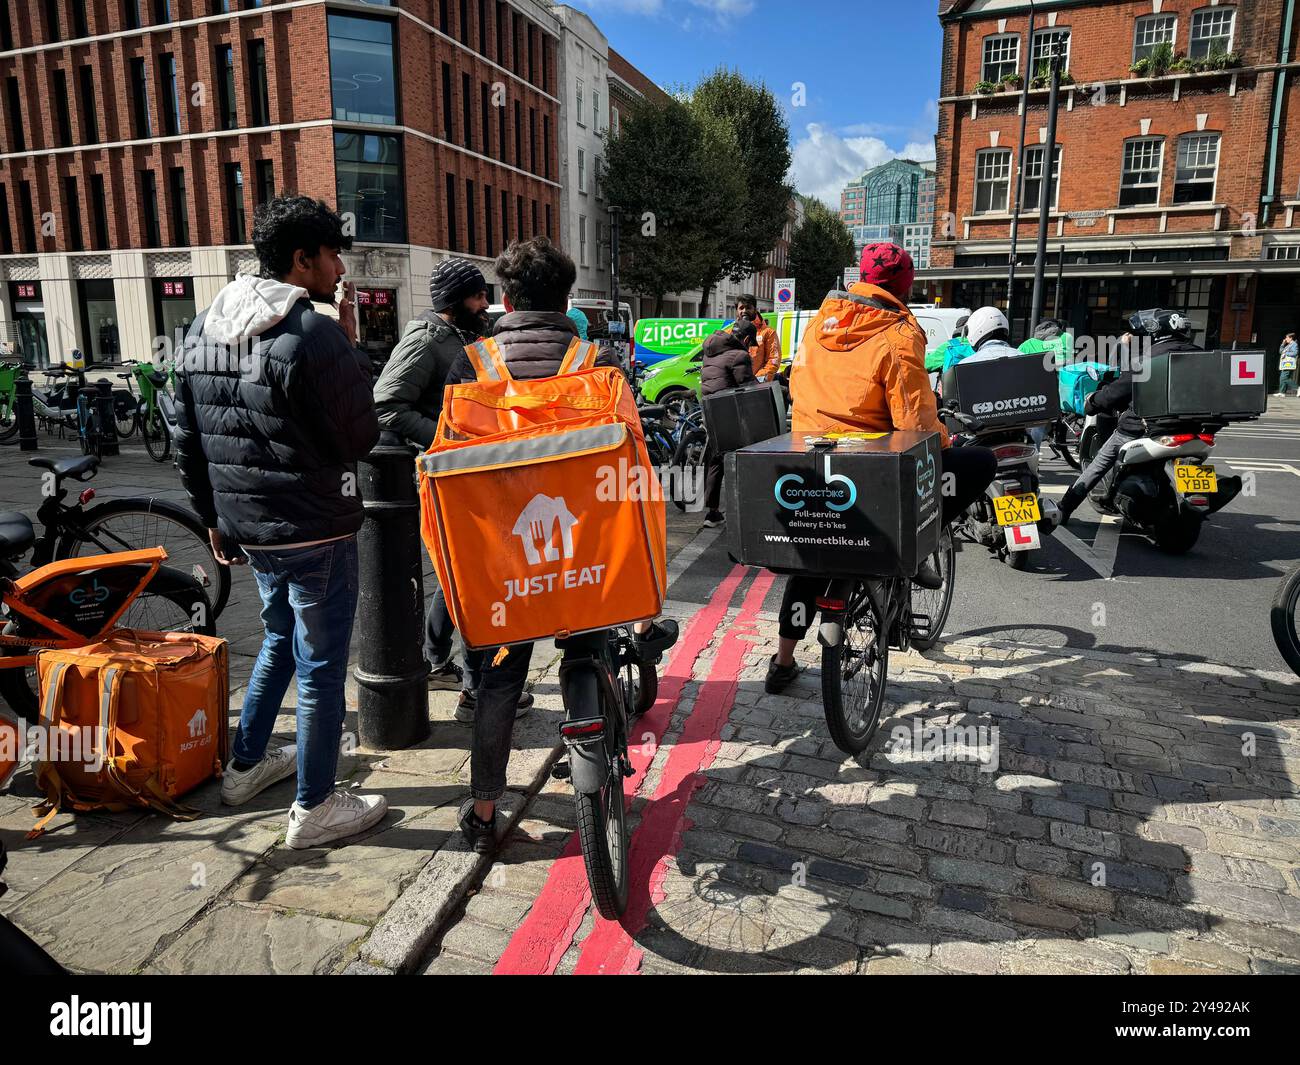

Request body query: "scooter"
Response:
[944, 406, 1048, 570]
[1084, 417, 1242, 554]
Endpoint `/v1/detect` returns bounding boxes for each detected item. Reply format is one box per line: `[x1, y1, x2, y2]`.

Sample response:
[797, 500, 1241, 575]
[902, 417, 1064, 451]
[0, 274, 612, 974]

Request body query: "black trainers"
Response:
[427, 660, 464, 690]
[765, 655, 802, 694]
[457, 798, 497, 854]
[635, 619, 679, 662]
[454, 688, 534, 724]
[702, 511, 726, 528]
[913, 559, 943, 590]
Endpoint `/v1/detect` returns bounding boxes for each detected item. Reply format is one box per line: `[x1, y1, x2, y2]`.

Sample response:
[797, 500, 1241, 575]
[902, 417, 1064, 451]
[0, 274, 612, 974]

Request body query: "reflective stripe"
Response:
[99, 666, 119, 747]
[466, 339, 508, 383]
[419, 423, 625, 475]
[40, 661, 69, 725]
[558, 338, 601, 375]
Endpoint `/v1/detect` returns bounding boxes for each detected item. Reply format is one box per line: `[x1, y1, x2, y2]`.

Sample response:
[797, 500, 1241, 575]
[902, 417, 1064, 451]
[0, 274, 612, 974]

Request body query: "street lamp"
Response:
[1029, 37, 1064, 334]
[1006, 0, 1037, 331]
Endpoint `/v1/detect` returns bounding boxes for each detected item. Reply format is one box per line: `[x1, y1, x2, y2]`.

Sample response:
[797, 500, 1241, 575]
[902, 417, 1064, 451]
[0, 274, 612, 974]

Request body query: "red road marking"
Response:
[573, 569, 776, 975]
[492, 565, 746, 975]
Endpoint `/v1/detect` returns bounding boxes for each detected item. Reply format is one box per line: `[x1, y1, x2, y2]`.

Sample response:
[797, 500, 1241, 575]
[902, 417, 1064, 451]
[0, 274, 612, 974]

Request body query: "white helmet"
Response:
[965, 306, 1011, 349]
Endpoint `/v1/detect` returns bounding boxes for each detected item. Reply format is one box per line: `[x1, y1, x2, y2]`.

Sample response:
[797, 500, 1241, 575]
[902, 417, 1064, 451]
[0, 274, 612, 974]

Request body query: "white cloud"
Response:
[790, 123, 935, 209]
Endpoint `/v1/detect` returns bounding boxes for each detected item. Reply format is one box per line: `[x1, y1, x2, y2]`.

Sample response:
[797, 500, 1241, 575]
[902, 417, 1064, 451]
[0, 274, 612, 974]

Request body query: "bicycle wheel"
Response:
[821, 580, 889, 755]
[574, 668, 630, 919]
[1271, 568, 1300, 678]
[142, 405, 171, 462]
[56, 498, 231, 619]
[113, 391, 138, 439]
[0, 397, 16, 442]
[910, 530, 957, 651]
[0, 569, 213, 724]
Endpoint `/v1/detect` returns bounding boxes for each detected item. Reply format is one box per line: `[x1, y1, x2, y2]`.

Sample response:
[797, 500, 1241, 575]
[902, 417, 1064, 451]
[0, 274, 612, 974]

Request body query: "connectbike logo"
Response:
[972, 394, 1049, 416]
[501, 493, 606, 604]
[775, 455, 857, 512]
[917, 450, 937, 499]
[49, 997, 151, 1045]
[69, 579, 110, 607]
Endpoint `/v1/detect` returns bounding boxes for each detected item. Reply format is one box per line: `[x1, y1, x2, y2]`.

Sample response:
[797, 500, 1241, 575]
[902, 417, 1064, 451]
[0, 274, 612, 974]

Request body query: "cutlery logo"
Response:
[512, 494, 579, 566]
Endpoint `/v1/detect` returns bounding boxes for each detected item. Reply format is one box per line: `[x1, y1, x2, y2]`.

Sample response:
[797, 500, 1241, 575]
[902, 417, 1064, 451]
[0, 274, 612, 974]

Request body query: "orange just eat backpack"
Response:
[418, 337, 667, 650]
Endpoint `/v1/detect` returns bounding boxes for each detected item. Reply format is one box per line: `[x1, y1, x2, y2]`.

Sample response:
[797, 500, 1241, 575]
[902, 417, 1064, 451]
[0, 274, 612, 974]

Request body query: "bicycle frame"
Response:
[0, 547, 167, 670]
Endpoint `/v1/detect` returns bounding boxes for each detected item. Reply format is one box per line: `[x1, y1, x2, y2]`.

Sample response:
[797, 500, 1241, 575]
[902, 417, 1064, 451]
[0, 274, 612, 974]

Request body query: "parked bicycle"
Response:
[1271, 565, 1300, 679]
[0, 363, 80, 443]
[115, 360, 176, 461]
[550, 626, 663, 919]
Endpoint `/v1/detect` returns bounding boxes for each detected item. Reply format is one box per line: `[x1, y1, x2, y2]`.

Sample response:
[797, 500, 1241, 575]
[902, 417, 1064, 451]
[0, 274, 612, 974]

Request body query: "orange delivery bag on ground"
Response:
[28, 630, 229, 836]
[418, 336, 667, 650]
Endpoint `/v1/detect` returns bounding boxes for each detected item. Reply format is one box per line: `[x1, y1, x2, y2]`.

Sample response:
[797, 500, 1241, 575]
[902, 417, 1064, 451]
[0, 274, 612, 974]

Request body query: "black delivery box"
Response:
[1131, 348, 1268, 422]
[702, 380, 787, 454]
[723, 431, 943, 579]
[941, 355, 1060, 432]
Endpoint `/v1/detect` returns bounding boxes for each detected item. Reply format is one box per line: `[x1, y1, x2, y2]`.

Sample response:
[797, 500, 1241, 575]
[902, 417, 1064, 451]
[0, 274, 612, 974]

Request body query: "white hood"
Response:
[201, 275, 309, 345]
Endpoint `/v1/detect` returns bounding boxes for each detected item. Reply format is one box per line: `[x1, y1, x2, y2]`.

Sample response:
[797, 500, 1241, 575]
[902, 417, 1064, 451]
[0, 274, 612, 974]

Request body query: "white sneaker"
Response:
[221, 744, 297, 806]
[285, 788, 388, 850]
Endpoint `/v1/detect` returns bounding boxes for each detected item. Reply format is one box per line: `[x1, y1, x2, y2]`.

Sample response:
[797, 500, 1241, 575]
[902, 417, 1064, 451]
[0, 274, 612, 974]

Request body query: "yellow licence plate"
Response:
[1175, 463, 1218, 493]
[994, 493, 1041, 526]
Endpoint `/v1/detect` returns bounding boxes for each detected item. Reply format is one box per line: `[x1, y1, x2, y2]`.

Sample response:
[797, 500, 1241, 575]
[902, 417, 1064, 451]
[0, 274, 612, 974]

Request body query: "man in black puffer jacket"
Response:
[697, 318, 757, 527]
[173, 195, 386, 851]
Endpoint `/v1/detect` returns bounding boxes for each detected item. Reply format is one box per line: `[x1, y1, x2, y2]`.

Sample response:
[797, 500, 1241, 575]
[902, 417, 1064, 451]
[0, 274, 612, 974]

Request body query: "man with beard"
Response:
[374, 257, 532, 720]
[173, 195, 387, 848]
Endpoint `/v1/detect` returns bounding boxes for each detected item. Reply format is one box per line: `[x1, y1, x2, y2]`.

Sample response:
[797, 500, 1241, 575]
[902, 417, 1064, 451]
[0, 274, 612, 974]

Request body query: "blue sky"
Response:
[576, 0, 942, 206]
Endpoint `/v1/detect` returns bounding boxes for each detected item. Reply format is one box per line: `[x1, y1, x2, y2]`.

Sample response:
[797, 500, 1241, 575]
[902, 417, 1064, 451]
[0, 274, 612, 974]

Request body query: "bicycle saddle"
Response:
[638, 405, 667, 420]
[27, 455, 100, 481]
[147, 372, 169, 388]
[0, 512, 34, 556]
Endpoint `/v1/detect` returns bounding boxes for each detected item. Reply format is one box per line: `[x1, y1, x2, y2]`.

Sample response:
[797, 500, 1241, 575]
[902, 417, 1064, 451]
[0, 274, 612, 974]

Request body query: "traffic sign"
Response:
[843, 267, 860, 286]
[775, 278, 796, 312]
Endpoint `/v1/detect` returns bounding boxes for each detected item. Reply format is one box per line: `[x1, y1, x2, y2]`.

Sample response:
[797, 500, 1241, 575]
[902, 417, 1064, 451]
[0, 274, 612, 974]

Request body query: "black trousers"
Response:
[703, 441, 725, 513]
[777, 445, 997, 642]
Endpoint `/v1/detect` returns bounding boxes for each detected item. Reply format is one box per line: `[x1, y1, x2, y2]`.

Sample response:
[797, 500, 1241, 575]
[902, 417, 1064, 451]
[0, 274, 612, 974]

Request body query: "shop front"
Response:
[9, 281, 49, 368]
[153, 278, 197, 357]
[356, 287, 398, 363]
[78, 279, 121, 364]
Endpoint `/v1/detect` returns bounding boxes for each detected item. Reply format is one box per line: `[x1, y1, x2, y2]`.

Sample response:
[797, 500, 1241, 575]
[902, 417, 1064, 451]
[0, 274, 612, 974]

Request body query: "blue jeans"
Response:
[233, 537, 359, 809]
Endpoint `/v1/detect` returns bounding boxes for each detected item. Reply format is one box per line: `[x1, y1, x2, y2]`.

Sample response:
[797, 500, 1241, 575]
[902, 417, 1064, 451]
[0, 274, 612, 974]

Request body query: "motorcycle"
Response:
[944, 406, 1049, 570]
[1082, 415, 1242, 554]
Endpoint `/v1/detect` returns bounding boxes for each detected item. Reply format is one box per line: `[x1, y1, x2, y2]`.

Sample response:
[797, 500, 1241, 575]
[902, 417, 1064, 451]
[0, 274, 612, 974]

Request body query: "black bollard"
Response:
[353, 432, 431, 750]
[94, 379, 119, 457]
[15, 378, 37, 451]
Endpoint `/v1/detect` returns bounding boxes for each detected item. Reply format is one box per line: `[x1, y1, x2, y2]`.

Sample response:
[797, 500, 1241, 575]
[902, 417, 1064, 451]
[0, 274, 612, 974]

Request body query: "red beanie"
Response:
[859, 242, 915, 302]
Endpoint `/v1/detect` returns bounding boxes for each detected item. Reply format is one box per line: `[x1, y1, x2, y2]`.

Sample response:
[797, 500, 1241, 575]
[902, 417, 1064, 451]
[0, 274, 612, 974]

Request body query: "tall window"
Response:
[516, 193, 523, 238]
[72, 1, 89, 37]
[441, 63, 453, 140]
[1021, 145, 1061, 211]
[90, 173, 109, 249]
[479, 0, 487, 55]
[974, 148, 1011, 213]
[140, 169, 161, 246]
[531, 199, 538, 240]
[334, 131, 405, 242]
[154, 0, 173, 21]
[496, 2, 506, 64]
[498, 95, 507, 162]
[592, 89, 601, 133]
[1031, 28, 1070, 72]
[18, 181, 37, 252]
[465, 178, 476, 254]
[500, 188, 509, 245]
[255, 159, 275, 205]
[224, 162, 245, 244]
[64, 176, 84, 251]
[1133, 13, 1177, 62]
[576, 77, 585, 126]
[160, 54, 181, 136]
[546, 203, 552, 242]
[54, 70, 73, 147]
[129, 59, 152, 138]
[577, 148, 587, 194]
[481, 82, 491, 154]
[528, 24, 536, 84]
[0, 184, 12, 254]
[0, 5, 13, 51]
[593, 154, 602, 199]
[439, 0, 449, 34]
[44, 0, 60, 42]
[328, 15, 397, 125]
[216, 46, 237, 130]
[445, 173, 458, 250]
[514, 101, 522, 165]
[981, 34, 1020, 83]
[529, 107, 536, 171]
[79, 67, 98, 143]
[169, 167, 189, 246]
[248, 40, 270, 126]
[543, 115, 551, 179]
[459, 0, 469, 45]
[1120, 137, 1164, 206]
[125, 1, 142, 30]
[484, 181, 494, 252]
[462, 72, 473, 149]
[1174, 133, 1220, 203]
[1189, 7, 1235, 59]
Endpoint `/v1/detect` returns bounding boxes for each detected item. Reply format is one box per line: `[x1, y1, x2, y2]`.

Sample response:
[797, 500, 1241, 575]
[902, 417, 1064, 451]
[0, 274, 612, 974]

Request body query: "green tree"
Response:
[689, 68, 793, 315]
[788, 199, 855, 310]
[602, 96, 744, 315]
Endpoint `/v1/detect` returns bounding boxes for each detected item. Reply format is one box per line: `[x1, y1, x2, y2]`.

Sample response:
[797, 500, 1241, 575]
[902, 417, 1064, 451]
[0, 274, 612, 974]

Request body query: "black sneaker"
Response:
[913, 559, 943, 590]
[457, 798, 497, 854]
[702, 511, 726, 528]
[765, 655, 802, 694]
[635, 618, 679, 662]
[427, 660, 464, 690]
[454, 688, 534, 724]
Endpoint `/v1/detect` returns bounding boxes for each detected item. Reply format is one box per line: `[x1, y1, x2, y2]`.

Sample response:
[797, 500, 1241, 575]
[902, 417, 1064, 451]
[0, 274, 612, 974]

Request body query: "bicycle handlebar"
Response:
[939, 406, 983, 432]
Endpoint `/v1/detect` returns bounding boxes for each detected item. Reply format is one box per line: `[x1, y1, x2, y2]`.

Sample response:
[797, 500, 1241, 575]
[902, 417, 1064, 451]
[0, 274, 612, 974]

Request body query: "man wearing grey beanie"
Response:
[374, 257, 532, 718]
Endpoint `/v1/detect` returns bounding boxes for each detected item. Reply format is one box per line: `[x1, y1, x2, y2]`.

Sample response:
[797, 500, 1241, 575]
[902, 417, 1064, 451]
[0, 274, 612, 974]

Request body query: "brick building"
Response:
[0, 0, 562, 366]
[927, 0, 1300, 360]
